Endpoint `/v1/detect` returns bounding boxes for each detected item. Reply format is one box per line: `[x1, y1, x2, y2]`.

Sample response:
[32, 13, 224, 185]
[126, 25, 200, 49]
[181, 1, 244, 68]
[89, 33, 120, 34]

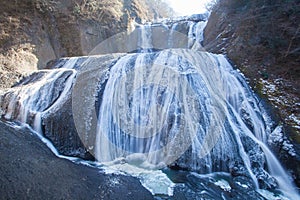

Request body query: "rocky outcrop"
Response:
[203, 0, 300, 186]
[0, 0, 167, 89]
[0, 120, 153, 199]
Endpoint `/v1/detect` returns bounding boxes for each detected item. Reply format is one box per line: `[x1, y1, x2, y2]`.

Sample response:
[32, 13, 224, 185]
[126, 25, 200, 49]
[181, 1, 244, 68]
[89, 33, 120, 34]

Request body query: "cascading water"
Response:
[0, 14, 299, 199]
[139, 24, 153, 52]
[188, 21, 207, 49]
[2, 68, 76, 131]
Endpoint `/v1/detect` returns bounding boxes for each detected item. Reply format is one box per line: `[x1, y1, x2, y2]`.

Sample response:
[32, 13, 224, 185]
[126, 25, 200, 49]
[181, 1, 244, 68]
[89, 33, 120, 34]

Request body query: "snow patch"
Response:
[268, 125, 296, 157]
[236, 181, 248, 189]
[214, 179, 231, 191]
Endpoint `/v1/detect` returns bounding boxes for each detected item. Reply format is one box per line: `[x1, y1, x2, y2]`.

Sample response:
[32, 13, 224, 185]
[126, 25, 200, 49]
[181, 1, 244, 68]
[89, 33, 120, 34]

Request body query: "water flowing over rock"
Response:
[0, 15, 299, 199]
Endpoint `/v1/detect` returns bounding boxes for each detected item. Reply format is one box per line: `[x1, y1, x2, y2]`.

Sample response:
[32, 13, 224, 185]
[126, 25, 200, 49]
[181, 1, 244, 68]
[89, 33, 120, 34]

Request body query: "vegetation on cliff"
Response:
[0, 0, 173, 89]
[204, 0, 300, 186]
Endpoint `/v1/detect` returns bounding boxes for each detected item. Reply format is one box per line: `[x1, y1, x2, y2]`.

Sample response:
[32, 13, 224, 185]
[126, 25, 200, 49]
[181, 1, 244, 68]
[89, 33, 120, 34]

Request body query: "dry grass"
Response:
[73, 0, 124, 21]
[0, 43, 38, 89]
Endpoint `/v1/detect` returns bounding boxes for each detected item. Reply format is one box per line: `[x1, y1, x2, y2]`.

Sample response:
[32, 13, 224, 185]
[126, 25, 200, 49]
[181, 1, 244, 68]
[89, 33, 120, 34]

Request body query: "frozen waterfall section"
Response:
[0, 14, 299, 198]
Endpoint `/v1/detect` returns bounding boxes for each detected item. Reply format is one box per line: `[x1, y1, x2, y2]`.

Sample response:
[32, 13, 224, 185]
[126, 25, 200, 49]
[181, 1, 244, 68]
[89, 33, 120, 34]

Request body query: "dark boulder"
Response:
[0, 120, 153, 200]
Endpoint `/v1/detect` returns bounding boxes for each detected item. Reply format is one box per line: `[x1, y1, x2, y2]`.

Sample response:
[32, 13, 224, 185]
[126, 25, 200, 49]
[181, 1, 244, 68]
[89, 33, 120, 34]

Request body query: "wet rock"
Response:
[0, 120, 153, 200]
[42, 97, 90, 159]
[171, 172, 264, 200]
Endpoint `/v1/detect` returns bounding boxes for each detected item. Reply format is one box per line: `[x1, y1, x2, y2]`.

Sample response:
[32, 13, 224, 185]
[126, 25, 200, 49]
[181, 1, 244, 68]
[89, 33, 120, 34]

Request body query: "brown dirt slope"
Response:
[0, 0, 167, 89]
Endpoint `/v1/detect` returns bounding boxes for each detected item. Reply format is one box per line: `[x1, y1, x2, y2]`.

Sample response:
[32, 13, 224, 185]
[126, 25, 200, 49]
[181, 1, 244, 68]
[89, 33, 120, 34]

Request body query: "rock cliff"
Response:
[0, 0, 168, 89]
[204, 0, 300, 186]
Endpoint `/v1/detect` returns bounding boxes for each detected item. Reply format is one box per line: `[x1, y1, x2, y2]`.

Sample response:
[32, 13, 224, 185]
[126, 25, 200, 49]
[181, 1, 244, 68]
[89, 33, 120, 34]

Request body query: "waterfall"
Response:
[93, 49, 266, 186]
[188, 21, 207, 49]
[0, 14, 299, 199]
[139, 25, 153, 52]
[3, 69, 76, 131]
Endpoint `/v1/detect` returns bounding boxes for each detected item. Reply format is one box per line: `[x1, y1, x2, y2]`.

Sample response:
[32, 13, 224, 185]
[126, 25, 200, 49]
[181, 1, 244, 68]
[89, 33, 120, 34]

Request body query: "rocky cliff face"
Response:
[204, 0, 300, 186]
[0, 0, 165, 89]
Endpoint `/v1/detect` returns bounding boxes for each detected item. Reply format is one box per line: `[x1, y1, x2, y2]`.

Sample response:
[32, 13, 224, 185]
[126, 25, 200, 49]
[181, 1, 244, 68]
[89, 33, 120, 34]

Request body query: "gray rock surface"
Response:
[0, 120, 153, 200]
